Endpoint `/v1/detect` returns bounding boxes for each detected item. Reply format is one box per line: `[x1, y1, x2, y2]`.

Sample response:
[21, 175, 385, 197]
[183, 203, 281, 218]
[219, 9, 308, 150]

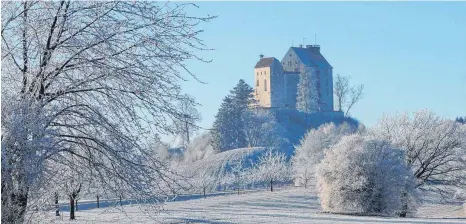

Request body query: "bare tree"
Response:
[333, 74, 364, 116]
[372, 110, 466, 194]
[1, 1, 214, 222]
[172, 94, 202, 146]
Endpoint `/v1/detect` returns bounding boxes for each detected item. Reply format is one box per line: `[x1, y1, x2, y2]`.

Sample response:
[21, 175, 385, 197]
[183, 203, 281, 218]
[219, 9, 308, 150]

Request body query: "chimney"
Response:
[308, 44, 320, 53]
[259, 53, 264, 59]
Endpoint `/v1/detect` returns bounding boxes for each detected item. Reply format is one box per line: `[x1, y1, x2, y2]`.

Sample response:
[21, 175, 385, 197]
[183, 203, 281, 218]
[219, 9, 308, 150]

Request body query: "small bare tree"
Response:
[172, 94, 202, 146]
[333, 74, 364, 116]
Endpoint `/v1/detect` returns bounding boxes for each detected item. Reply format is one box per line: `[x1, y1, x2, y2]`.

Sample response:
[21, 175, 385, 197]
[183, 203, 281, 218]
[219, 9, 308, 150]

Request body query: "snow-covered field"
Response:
[37, 185, 465, 224]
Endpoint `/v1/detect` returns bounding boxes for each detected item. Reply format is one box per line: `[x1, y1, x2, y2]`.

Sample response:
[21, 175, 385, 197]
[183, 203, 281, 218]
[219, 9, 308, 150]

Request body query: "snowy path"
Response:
[38, 186, 465, 224]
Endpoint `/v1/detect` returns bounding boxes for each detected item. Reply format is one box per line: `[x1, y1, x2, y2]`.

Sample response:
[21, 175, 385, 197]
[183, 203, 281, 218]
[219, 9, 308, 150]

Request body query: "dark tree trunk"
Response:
[399, 191, 408, 217]
[75, 199, 78, 211]
[119, 195, 122, 206]
[69, 197, 75, 220]
[96, 195, 100, 208]
[203, 187, 206, 198]
[270, 179, 273, 192]
[69, 184, 81, 220]
[55, 192, 60, 216]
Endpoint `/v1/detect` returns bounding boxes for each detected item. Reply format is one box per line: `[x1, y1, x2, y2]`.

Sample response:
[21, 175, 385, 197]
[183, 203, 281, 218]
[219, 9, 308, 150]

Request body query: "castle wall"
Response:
[254, 67, 271, 107]
[284, 73, 299, 108]
[281, 48, 302, 73]
[269, 61, 286, 107]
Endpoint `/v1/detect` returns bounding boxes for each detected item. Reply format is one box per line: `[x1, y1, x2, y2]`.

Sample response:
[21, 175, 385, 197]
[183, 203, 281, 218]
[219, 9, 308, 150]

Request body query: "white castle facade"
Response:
[253, 45, 335, 112]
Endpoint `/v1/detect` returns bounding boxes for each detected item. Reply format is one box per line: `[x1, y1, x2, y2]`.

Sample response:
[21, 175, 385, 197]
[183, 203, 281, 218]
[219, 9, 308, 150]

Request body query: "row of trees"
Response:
[292, 110, 466, 217]
[1, 1, 214, 222]
[188, 149, 291, 197]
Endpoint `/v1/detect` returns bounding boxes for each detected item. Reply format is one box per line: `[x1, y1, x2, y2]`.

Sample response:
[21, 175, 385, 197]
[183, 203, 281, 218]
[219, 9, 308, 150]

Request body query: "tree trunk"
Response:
[119, 195, 122, 206]
[2, 191, 29, 224]
[203, 187, 206, 198]
[270, 179, 273, 192]
[55, 192, 60, 216]
[96, 195, 100, 208]
[399, 191, 408, 217]
[75, 199, 78, 211]
[69, 197, 75, 220]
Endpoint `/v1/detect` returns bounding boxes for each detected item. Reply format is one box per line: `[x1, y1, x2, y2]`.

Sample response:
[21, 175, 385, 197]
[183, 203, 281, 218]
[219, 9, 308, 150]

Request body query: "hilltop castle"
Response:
[253, 45, 334, 112]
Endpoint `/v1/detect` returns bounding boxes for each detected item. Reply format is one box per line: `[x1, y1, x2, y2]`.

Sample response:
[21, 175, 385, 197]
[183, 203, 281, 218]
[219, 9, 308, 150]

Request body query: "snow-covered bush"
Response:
[251, 150, 291, 191]
[371, 110, 466, 193]
[184, 132, 217, 162]
[292, 122, 359, 187]
[316, 134, 417, 216]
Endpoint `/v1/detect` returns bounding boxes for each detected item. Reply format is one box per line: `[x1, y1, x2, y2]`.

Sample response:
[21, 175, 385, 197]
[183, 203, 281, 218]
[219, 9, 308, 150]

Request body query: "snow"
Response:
[36, 183, 465, 224]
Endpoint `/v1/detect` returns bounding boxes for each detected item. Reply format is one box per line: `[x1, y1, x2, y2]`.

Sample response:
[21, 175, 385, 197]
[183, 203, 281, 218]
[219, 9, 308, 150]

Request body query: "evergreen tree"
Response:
[296, 66, 319, 113]
[211, 80, 255, 151]
[456, 116, 465, 124]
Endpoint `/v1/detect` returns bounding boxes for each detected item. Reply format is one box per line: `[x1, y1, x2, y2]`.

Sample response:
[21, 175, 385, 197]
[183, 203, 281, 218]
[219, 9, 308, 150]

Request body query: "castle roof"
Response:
[290, 46, 332, 68]
[255, 57, 280, 68]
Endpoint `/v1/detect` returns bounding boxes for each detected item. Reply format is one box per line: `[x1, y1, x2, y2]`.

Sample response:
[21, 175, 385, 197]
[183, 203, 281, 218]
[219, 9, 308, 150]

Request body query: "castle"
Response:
[253, 45, 334, 112]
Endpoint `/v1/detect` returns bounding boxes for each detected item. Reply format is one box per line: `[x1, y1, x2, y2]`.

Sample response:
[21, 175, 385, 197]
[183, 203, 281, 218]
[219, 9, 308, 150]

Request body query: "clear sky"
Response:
[177, 2, 466, 138]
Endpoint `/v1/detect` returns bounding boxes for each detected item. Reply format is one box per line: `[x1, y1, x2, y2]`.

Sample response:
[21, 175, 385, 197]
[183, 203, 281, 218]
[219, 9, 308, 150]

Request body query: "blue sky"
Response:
[179, 2, 466, 135]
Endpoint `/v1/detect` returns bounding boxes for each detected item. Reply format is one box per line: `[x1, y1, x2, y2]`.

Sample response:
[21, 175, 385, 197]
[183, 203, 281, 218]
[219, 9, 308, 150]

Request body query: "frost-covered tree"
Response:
[252, 150, 291, 192]
[1, 95, 54, 223]
[316, 134, 417, 216]
[242, 109, 286, 150]
[230, 159, 248, 194]
[211, 80, 255, 151]
[292, 122, 359, 187]
[171, 94, 202, 146]
[296, 66, 319, 113]
[371, 110, 466, 194]
[191, 168, 219, 197]
[183, 132, 217, 162]
[333, 74, 364, 116]
[1, 1, 214, 222]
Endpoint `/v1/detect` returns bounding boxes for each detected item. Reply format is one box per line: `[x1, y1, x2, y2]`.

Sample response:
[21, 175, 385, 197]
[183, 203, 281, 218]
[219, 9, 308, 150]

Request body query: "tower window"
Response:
[264, 79, 267, 91]
[256, 80, 259, 87]
[264, 71, 267, 75]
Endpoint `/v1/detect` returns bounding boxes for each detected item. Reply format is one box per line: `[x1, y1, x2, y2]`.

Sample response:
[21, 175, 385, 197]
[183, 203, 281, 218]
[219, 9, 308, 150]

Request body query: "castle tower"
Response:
[281, 45, 334, 111]
[254, 55, 285, 108]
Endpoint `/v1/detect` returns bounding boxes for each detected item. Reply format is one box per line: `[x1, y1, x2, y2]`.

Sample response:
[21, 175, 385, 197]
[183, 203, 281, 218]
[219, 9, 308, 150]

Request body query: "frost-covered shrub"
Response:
[292, 122, 360, 187]
[316, 134, 417, 216]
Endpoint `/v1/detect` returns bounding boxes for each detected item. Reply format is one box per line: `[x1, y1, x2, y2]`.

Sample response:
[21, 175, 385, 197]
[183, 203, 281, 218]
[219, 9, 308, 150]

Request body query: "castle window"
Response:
[264, 79, 267, 91]
[264, 71, 267, 75]
[256, 80, 259, 87]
